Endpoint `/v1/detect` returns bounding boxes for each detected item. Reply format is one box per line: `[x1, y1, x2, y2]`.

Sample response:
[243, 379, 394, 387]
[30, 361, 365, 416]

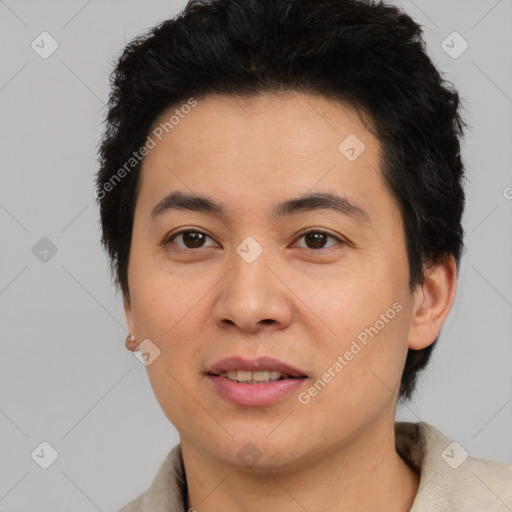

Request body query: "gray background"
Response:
[1, 0, 511, 510]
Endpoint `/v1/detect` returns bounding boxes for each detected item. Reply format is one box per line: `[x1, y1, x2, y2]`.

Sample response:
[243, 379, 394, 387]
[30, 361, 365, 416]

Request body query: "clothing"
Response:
[117, 421, 512, 511]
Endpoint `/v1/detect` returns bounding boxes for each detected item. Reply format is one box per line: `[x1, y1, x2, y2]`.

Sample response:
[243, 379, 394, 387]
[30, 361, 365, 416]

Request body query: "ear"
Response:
[408, 254, 457, 350]
[123, 292, 138, 352]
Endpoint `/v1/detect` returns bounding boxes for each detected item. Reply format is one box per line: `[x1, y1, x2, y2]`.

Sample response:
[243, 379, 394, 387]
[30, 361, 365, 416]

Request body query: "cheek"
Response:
[145, 361, 206, 435]
[133, 277, 208, 428]
[297, 267, 410, 392]
[297, 263, 401, 337]
[128, 257, 211, 368]
[128, 255, 203, 339]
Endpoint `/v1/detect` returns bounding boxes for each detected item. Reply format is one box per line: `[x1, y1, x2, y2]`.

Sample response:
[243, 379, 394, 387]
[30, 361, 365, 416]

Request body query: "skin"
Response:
[123, 92, 457, 512]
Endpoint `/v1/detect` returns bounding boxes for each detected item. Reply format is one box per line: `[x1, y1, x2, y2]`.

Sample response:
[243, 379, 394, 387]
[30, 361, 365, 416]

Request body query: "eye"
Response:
[163, 228, 344, 252]
[293, 229, 344, 250]
[164, 229, 218, 250]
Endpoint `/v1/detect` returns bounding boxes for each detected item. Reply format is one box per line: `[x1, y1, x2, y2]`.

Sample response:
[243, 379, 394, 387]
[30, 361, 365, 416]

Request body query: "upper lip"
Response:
[207, 356, 308, 378]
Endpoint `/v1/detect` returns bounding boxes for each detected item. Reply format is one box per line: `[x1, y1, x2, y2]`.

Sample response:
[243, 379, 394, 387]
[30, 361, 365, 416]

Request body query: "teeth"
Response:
[252, 371, 270, 382]
[219, 370, 292, 383]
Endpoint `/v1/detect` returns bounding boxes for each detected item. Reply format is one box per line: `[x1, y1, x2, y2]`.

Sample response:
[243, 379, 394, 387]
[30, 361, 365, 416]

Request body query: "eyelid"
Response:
[292, 228, 346, 249]
[162, 228, 218, 249]
[162, 227, 346, 251]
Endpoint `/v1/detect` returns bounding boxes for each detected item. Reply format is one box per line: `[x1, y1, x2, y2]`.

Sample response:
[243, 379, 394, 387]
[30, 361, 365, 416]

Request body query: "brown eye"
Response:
[294, 230, 343, 250]
[167, 230, 217, 250]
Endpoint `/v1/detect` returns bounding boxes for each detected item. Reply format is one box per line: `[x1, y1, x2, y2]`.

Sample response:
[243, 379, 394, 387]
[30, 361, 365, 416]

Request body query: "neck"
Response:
[182, 420, 420, 512]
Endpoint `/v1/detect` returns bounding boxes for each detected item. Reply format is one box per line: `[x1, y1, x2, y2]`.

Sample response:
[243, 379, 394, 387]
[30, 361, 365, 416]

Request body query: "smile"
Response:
[218, 370, 297, 383]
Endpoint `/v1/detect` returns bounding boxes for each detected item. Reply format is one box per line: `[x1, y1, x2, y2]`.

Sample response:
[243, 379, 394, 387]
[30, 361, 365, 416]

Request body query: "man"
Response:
[95, 0, 512, 510]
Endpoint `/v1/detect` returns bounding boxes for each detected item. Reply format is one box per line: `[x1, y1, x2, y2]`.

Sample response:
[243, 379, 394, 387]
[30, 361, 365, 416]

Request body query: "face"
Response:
[124, 92, 421, 469]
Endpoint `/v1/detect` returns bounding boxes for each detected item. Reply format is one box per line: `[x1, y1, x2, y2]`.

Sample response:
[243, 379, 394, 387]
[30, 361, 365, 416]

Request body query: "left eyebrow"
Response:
[272, 191, 371, 225]
[150, 190, 371, 225]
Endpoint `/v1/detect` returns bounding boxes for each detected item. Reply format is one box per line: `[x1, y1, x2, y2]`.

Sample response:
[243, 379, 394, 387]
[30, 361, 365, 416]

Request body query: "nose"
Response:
[212, 246, 293, 333]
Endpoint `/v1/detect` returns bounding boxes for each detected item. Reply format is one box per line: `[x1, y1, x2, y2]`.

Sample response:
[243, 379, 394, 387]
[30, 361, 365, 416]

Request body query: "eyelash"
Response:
[162, 228, 345, 252]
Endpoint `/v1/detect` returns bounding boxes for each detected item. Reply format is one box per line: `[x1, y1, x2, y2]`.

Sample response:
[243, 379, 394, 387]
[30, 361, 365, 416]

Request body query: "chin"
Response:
[219, 429, 309, 469]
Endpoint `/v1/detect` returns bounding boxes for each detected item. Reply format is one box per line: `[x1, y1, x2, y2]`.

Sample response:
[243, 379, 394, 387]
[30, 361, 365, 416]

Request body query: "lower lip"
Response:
[207, 375, 307, 406]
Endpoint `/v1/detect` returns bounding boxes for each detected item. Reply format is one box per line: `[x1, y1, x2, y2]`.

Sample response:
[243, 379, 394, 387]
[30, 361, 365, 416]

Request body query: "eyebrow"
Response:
[150, 190, 371, 225]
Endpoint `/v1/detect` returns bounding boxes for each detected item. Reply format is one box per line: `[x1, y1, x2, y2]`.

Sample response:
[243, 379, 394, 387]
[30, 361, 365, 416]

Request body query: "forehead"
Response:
[136, 92, 390, 222]
[147, 92, 377, 161]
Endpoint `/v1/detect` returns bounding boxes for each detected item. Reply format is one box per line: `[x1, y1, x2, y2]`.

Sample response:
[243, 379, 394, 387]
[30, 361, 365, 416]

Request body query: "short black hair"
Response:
[96, 0, 467, 402]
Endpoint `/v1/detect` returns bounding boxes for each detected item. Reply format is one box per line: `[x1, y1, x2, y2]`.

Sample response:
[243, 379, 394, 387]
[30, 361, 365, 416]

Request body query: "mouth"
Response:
[215, 370, 302, 384]
[207, 356, 308, 380]
[206, 356, 309, 406]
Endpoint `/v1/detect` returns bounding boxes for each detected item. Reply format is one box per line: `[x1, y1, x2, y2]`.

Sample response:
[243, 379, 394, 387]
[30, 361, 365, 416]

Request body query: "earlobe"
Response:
[125, 333, 139, 351]
[408, 255, 458, 350]
[123, 295, 138, 351]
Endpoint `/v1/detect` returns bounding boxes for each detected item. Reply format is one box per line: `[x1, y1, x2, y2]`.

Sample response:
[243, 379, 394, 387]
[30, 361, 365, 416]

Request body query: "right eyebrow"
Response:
[150, 191, 227, 221]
